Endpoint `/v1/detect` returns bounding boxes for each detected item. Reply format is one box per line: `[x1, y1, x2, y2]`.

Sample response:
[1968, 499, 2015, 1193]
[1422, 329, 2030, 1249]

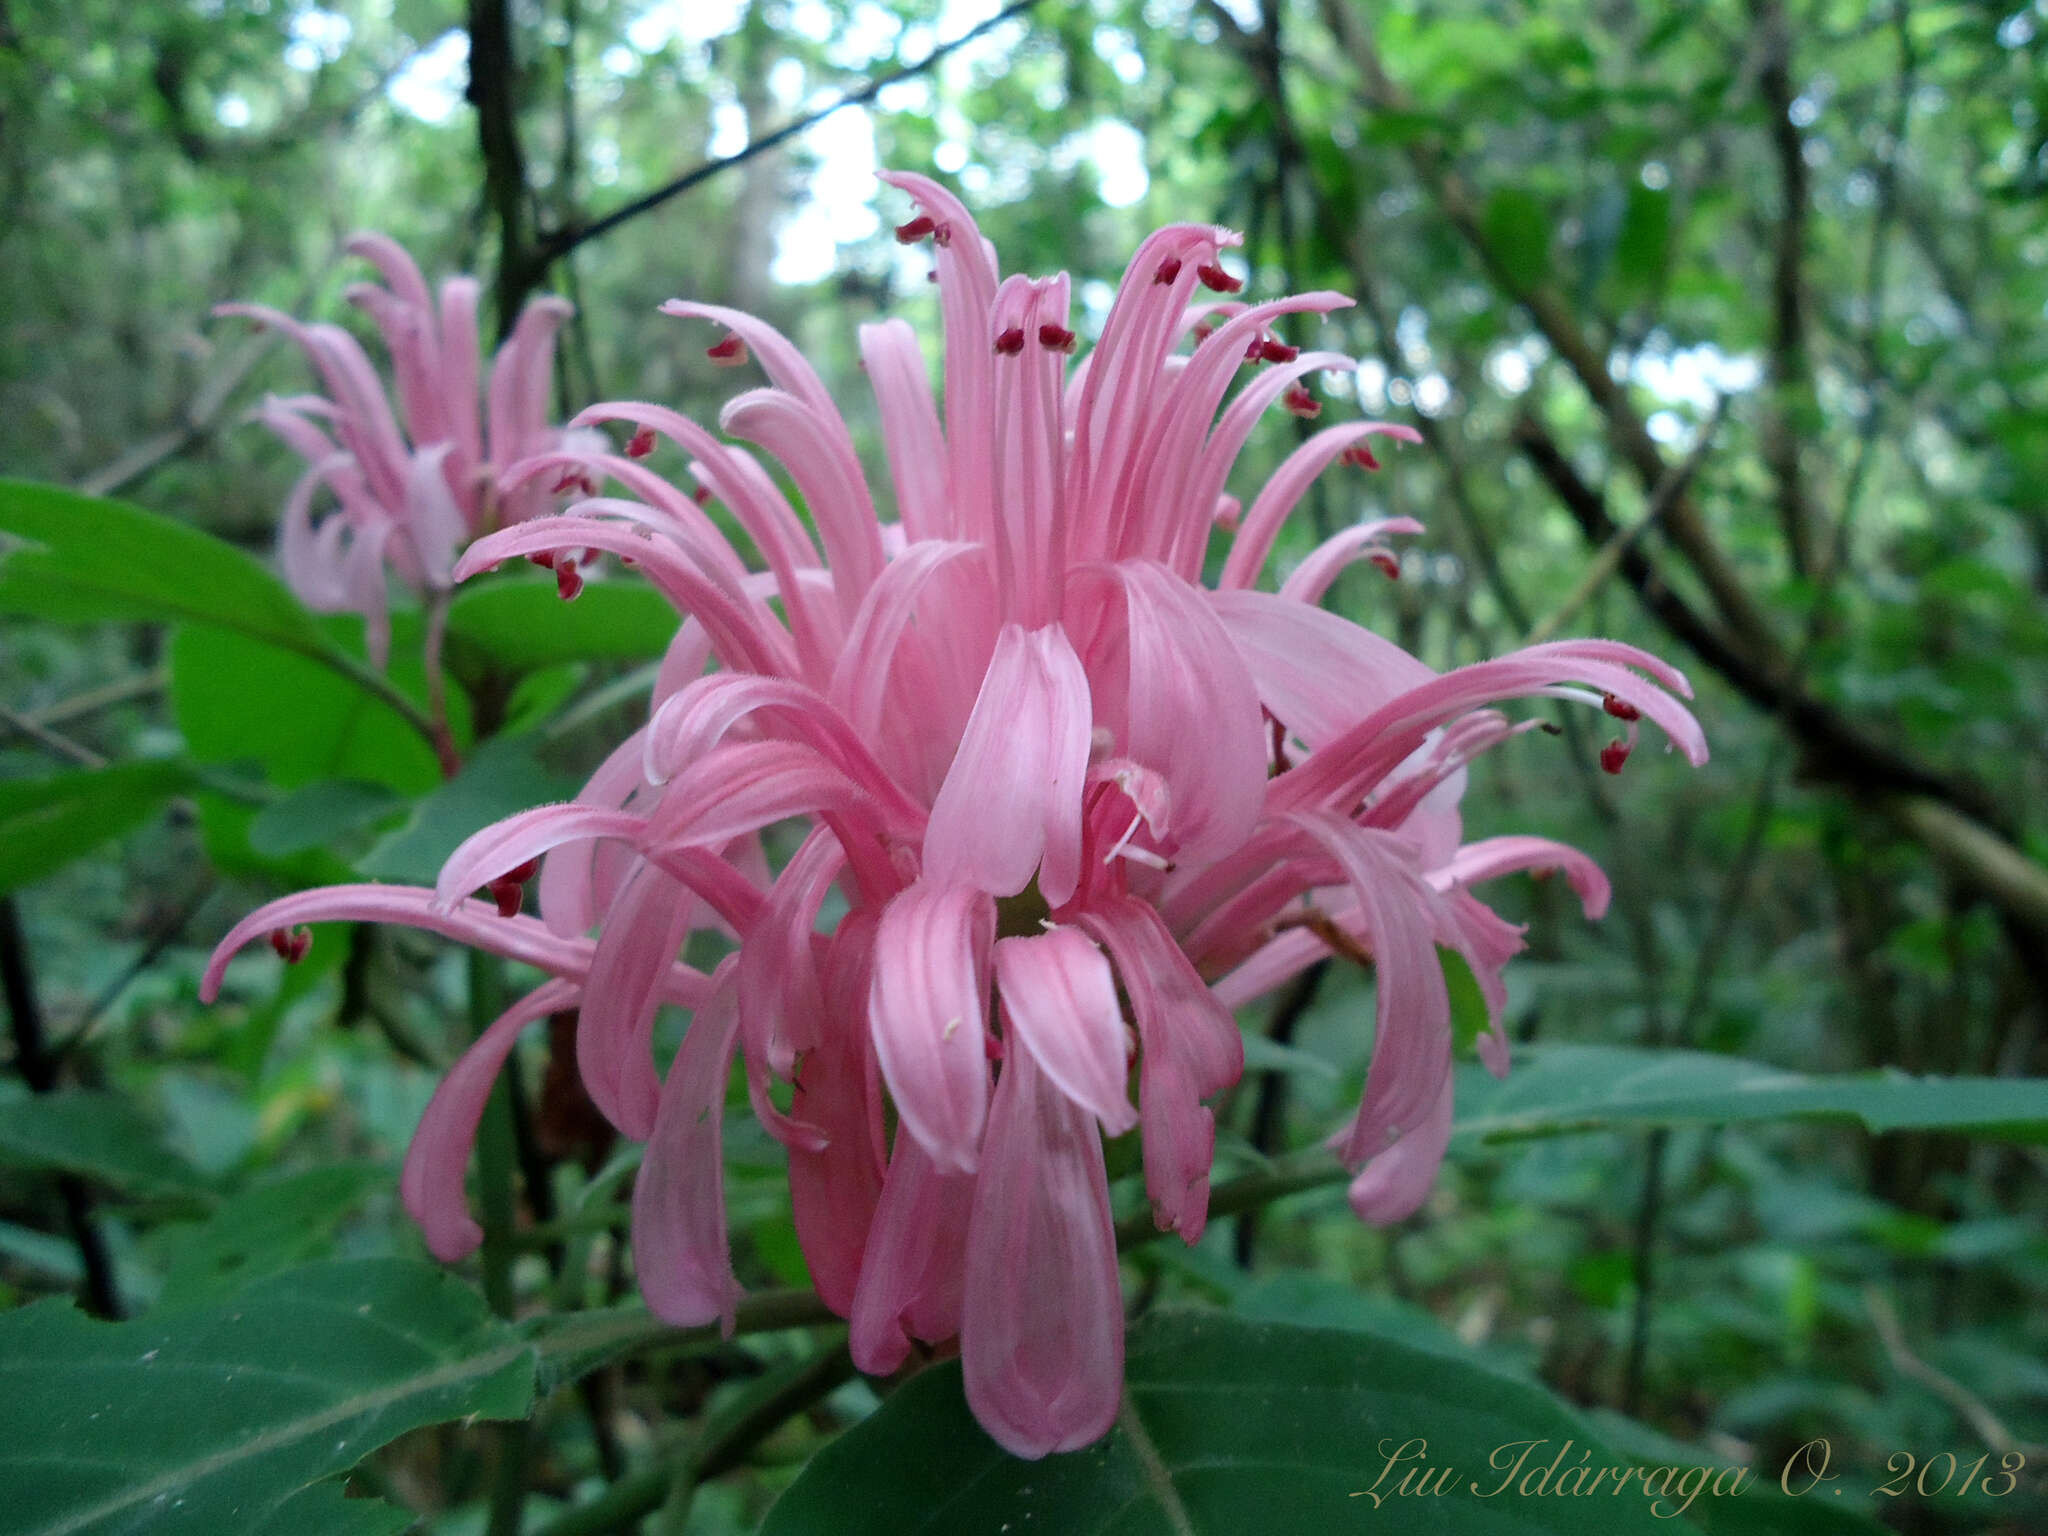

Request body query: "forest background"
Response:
[2, 0, 2047, 1532]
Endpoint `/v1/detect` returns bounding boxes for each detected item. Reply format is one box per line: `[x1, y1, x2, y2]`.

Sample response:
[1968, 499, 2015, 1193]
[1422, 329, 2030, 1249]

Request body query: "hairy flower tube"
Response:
[204, 175, 1706, 1459]
[220, 235, 591, 665]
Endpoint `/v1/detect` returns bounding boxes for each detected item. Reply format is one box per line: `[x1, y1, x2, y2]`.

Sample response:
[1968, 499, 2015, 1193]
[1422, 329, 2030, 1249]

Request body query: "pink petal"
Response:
[435, 805, 646, 913]
[1076, 896, 1242, 1242]
[924, 622, 1092, 904]
[486, 296, 573, 467]
[720, 387, 887, 625]
[1287, 814, 1453, 1170]
[1279, 516, 1426, 605]
[1219, 422, 1421, 590]
[1430, 835, 1611, 919]
[786, 916, 887, 1316]
[200, 885, 704, 1005]
[849, 1129, 974, 1375]
[859, 318, 950, 543]
[577, 860, 697, 1139]
[868, 881, 994, 1174]
[993, 929, 1137, 1135]
[631, 962, 746, 1330]
[538, 731, 656, 939]
[401, 979, 580, 1261]
[1083, 561, 1264, 865]
[1346, 1071, 1455, 1225]
[961, 1032, 1123, 1459]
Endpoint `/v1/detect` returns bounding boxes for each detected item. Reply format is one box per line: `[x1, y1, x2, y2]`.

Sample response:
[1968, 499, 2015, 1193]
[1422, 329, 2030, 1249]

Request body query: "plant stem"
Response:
[533, 1337, 855, 1536]
[0, 896, 122, 1318]
[468, 950, 527, 1536]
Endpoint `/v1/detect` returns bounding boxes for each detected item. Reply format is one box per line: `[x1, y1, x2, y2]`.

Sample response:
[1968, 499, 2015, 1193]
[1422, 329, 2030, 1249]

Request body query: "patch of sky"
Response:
[1052, 121, 1149, 207]
[386, 30, 468, 124]
[285, 7, 352, 71]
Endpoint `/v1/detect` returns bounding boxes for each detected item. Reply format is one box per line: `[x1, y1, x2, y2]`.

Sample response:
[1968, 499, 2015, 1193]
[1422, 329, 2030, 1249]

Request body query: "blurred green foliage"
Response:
[2, 0, 2046, 1531]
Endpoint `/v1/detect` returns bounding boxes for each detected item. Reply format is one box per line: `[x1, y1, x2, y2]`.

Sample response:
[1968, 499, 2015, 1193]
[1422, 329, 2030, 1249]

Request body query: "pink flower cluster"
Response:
[204, 176, 1705, 1458]
[220, 236, 590, 665]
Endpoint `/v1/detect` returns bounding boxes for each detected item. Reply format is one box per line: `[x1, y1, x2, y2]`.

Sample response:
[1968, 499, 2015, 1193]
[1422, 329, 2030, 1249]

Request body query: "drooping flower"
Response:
[220, 234, 591, 665]
[203, 175, 1705, 1459]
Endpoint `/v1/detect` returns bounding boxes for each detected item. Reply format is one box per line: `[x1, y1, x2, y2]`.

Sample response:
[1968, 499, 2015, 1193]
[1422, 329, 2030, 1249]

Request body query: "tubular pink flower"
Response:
[204, 176, 1706, 1462]
[221, 237, 592, 664]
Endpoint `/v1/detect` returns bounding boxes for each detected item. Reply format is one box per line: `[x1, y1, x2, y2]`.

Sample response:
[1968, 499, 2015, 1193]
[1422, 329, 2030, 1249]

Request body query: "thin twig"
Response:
[0, 703, 105, 767]
[1233, 959, 1329, 1268]
[1524, 394, 1728, 647]
[525, 0, 1041, 271]
[0, 897, 122, 1317]
[532, 1338, 856, 1536]
[24, 670, 167, 728]
[1865, 1286, 2048, 1458]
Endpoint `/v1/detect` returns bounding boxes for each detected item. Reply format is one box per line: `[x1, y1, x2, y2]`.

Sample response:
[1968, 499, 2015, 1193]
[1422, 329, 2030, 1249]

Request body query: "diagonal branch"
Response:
[524, 0, 1042, 273]
[1751, 0, 1821, 576]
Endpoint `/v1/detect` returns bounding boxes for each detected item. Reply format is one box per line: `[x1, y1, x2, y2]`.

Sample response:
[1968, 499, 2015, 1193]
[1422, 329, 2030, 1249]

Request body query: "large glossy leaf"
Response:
[247, 780, 409, 858]
[0, 1087, 214, 1202]
[444, 571, 678, 675]
[1453, 1045, 2048, 1144]
[171, 615, 460, 795]
[152, 1164, 389, 1310]
[0, 479, 325, 655]
[0, 1259, 535, 1536]
[762, 1311, 1691, 1535]
[0, 761, 191, 897]
[357, 732, 580, 883]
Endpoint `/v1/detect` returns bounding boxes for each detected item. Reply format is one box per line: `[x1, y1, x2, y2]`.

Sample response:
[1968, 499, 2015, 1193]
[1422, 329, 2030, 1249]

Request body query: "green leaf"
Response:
[444, 572, 679, 675]
[1482, 187, 1553, 288]
[0, 1259, 535, 1536]
[762, 1311, 1693, 1534]
[357, 732, 579, 884]
[1614, 182, 1672, 294]
[0, 479, 326, 655]
[1453, 1045, 2048, 1144]
[1441, 946, 1490, 1057]
[171, 615, 461, 795]
[0, 761, 191, 897]
[247, 780, 409, 858]
[0, 1087, 214, 1202]
[153, 1164, 389, 1310]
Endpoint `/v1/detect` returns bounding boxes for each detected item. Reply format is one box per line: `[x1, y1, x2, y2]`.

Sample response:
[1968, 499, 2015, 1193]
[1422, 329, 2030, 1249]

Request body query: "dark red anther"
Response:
[504, 858, 541, 884]
[894, 214, 938, 244]
[1281, 383, 1322, 419]
[1602, 692, 1641, 722]
[1038, 323, 1077, 354]
[1599, 738, 1632, 775]
[1153, 256, 1183, 285]
[993, 326, 1027, 356]
[527, 550, 556, 570]
[1192, 320, 1217, 343]
[550, 470, 592, 496]
[984, 1031, 1005, 1062]
[268, 926, 312, 964]
[1196, 261, 1243, 293]
[706, 333, 748, 366]
[555, 558, 584, 601]
[1341, 443, 1382, 470]
[691, 484, 712, 507]
[1245, 337, 1267, 363]
[626, 424, 657, 459]
[487, 878, 523, 918]
[1259, 338, 1300, 364]
[1369, 551, 1402, 581]
[931, 221, 954, 248]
